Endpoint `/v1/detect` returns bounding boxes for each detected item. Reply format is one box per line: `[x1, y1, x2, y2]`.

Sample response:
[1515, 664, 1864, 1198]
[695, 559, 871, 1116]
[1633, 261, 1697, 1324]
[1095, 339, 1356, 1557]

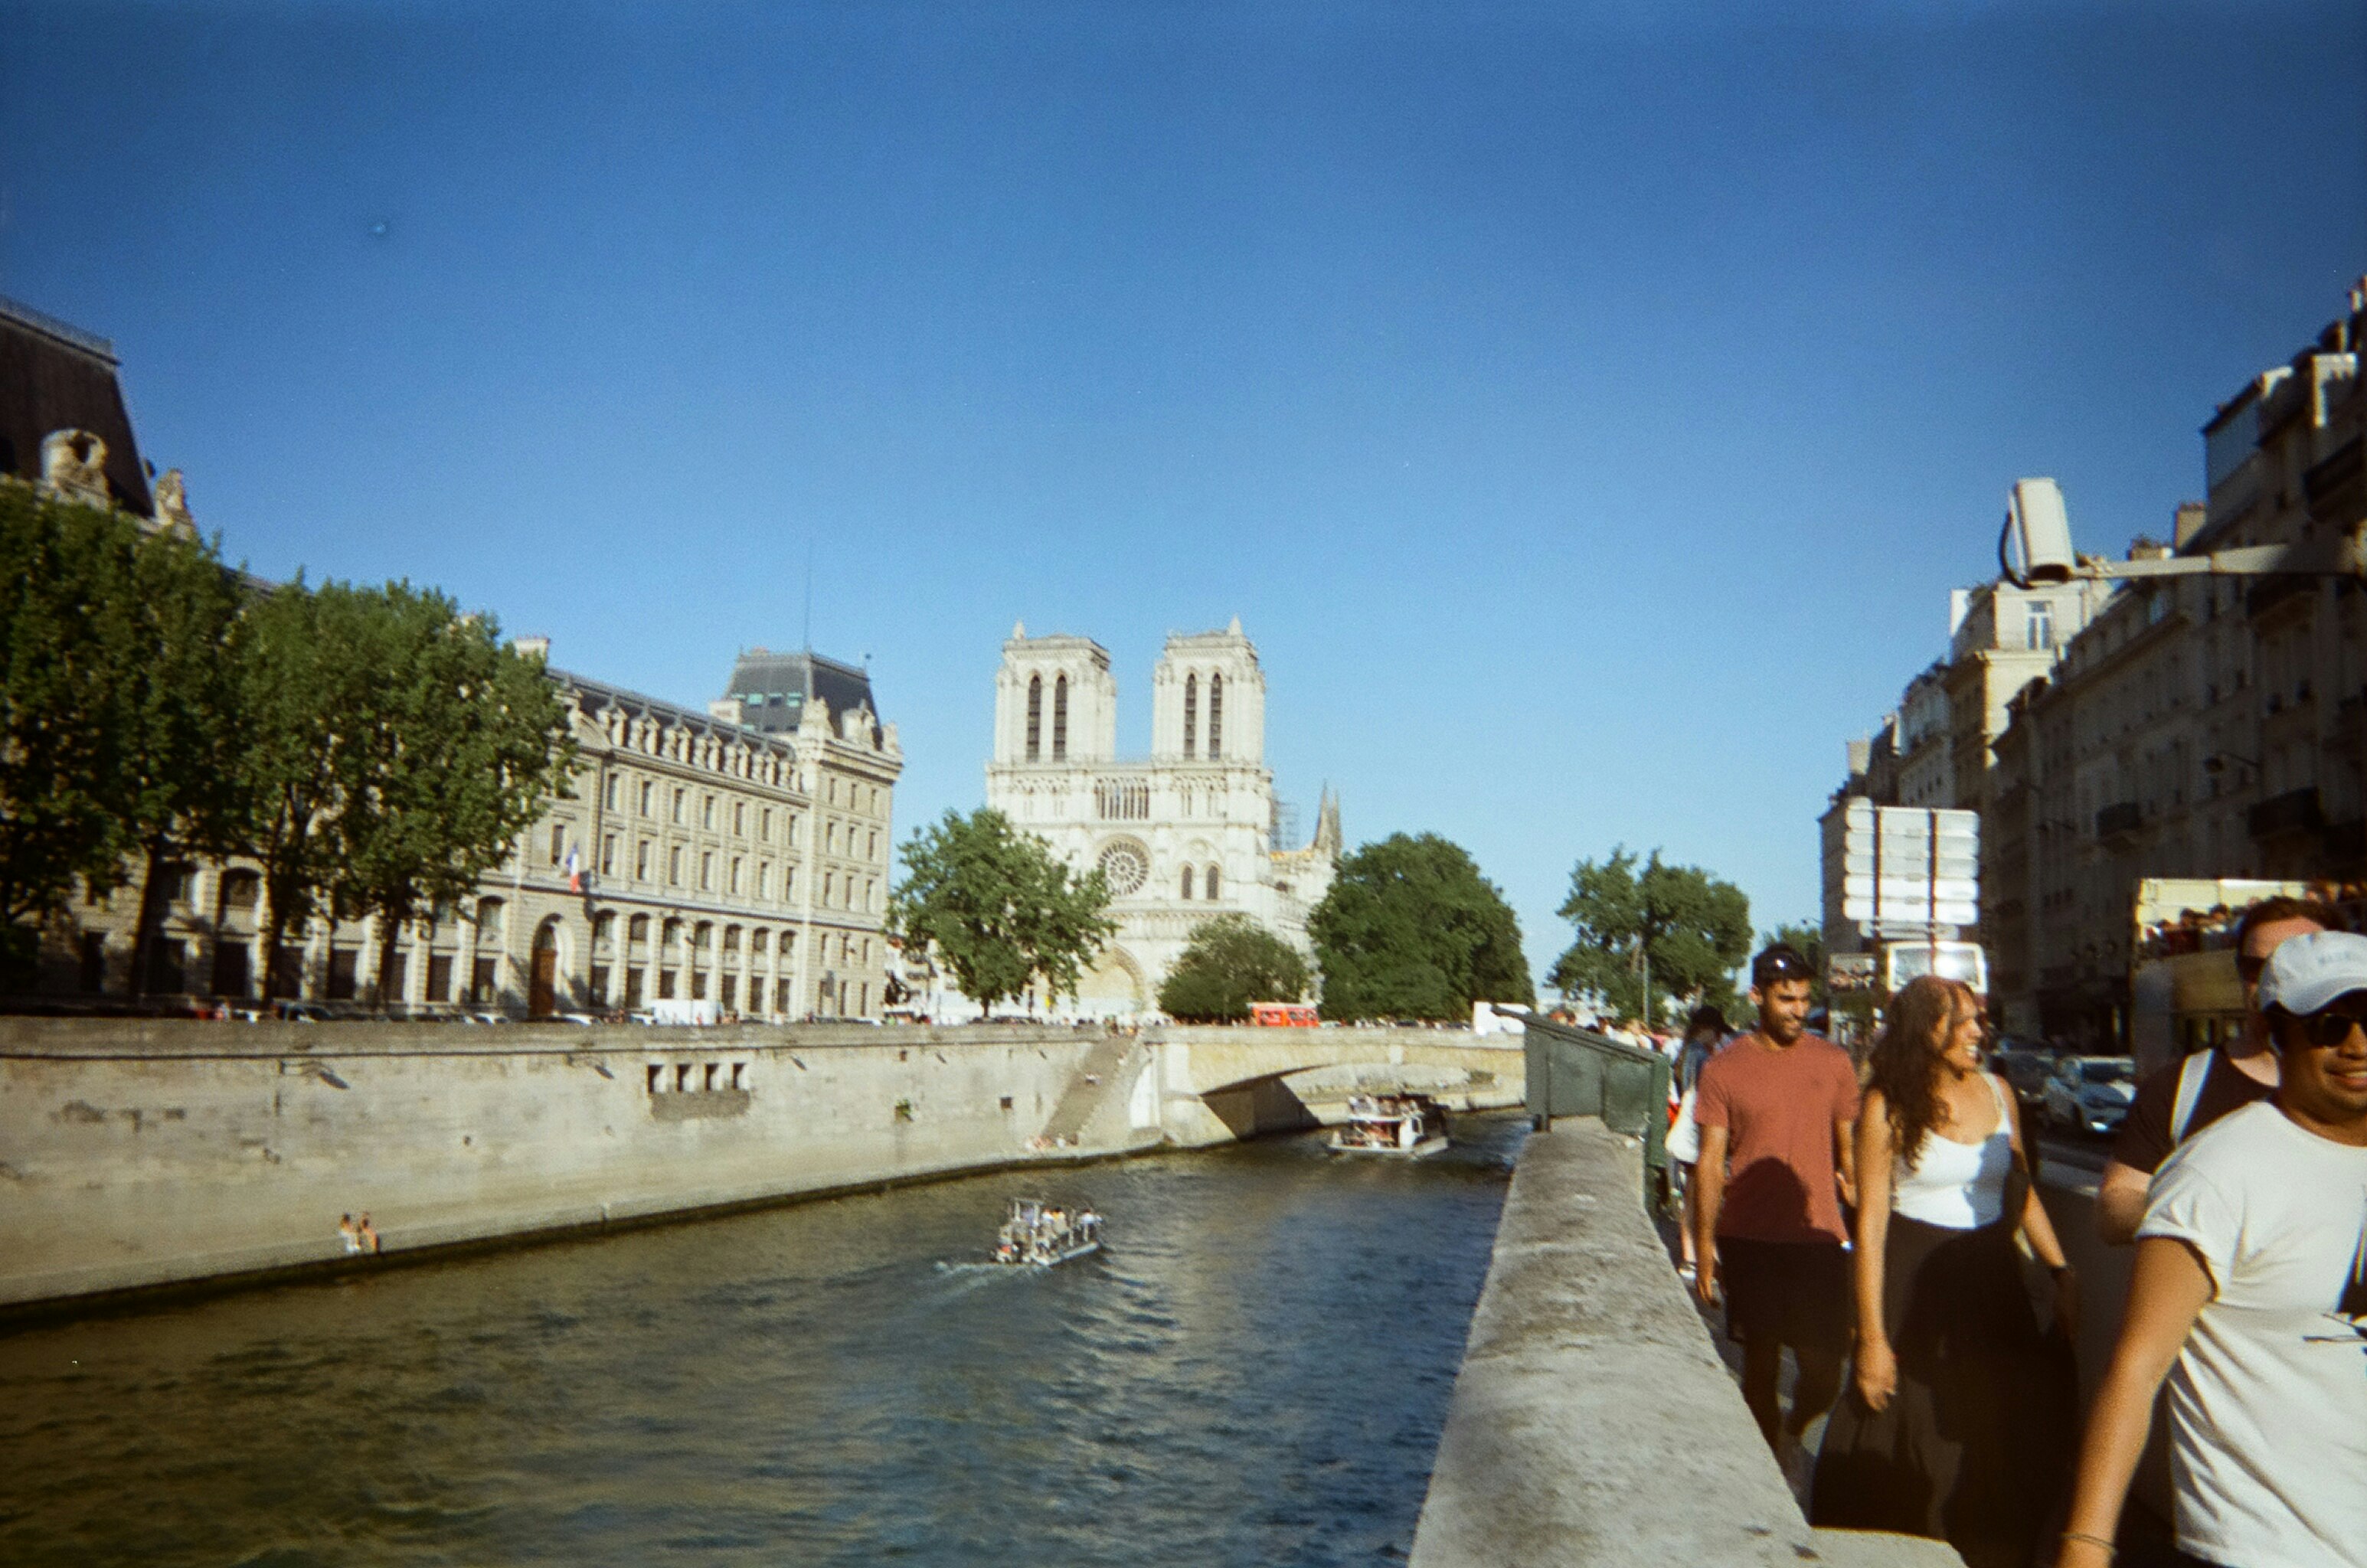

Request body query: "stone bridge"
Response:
[1041, 1024, 1527, 1150]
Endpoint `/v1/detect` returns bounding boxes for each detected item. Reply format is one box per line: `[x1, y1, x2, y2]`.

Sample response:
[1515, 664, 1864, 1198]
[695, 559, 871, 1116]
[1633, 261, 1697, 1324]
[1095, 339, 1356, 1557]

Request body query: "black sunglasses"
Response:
[1756, 953, 1811, 982]
[2237, 953, 2268, 983]
[2297, 1009, 2367, 1048]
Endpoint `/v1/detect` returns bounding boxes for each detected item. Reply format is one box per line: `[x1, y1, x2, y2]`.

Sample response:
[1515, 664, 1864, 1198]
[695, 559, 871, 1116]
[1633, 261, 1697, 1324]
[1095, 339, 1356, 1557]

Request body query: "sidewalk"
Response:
[1408, 1116, 1959, 1567]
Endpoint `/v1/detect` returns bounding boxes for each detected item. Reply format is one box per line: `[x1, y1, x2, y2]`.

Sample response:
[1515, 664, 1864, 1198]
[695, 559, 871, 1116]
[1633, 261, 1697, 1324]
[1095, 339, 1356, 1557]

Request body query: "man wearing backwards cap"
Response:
[2055, 930, 2367, 1568]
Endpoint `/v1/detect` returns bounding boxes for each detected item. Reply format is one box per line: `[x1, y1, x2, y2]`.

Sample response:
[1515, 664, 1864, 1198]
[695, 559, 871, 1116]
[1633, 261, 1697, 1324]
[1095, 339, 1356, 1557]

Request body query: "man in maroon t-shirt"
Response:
[1693, 943, 1861, 1457]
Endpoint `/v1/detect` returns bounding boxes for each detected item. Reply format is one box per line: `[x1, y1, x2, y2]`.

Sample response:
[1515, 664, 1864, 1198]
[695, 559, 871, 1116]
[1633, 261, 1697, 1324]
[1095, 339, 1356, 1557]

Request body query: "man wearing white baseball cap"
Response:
[2054, 929, 2367, 1568]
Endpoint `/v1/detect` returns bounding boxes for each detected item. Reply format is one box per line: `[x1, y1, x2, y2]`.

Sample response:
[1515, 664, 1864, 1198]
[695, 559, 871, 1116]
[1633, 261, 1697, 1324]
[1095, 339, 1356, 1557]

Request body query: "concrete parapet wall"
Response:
[0, 1018, 1516, 1312]
[1407, 1116, 1962, 1568]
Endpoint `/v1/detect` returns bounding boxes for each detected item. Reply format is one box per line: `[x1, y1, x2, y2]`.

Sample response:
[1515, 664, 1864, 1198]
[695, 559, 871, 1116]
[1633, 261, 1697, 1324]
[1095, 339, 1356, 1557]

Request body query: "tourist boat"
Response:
[1329, 1093, 1449, 1157]
[992, 1197, 1102, 1266]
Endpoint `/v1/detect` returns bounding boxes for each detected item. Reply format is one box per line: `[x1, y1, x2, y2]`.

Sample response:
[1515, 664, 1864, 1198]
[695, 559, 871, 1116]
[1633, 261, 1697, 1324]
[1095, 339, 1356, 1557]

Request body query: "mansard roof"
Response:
[556, 667, 799, 759]
[721, 646, 877, 737]
[0, 295, 152, 514]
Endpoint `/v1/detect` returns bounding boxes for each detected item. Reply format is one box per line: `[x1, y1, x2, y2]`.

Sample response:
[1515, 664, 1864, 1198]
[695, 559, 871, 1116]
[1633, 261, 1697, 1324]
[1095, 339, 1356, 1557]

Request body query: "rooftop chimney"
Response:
[2173, 502, 2207, 549]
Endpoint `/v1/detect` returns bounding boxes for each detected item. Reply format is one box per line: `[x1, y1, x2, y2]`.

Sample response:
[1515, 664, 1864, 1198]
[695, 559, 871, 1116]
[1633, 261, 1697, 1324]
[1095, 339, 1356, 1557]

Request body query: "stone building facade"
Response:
[1831, 279, 2367, 1042]
[1819, 498, 2115, 970]
[5, 295, 904, 1020]
[979, 619, 1340, 1018]
[1981, 281, 2365, 1040]
[60, 655, 901, 1021]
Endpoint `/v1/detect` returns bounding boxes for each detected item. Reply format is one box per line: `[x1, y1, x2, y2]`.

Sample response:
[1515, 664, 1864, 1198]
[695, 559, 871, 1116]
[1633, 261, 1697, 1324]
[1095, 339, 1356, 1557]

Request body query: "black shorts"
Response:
[1719, 1237, 1852, 1354]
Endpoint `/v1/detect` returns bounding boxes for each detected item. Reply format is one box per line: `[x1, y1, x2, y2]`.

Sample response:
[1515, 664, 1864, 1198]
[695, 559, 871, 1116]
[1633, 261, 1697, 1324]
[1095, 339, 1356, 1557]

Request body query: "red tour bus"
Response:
[1250, 1001, 1319, 1027]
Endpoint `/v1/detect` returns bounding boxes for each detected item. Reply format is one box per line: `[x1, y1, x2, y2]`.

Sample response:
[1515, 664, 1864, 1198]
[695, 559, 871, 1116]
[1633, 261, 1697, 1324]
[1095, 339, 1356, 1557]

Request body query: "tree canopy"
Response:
[0, 480, 578, 998]
[1156, 912, 1312, 1022]
[319, 584, 577, 999]
[1549, 847, 1751, 1025]
[1308, 833, 1532, 1021]
[0, 485, 241, 978]
[885, 808, 1117, 1014]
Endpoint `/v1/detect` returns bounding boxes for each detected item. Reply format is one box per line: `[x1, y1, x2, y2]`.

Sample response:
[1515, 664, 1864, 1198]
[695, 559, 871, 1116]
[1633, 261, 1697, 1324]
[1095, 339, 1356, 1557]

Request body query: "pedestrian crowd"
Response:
[1659, 904, 2364, 1568]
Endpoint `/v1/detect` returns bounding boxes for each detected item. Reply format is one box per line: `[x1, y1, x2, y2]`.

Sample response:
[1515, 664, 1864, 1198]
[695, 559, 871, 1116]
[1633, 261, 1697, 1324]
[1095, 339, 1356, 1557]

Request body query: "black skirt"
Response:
[1809, 1204, 2078, 1568]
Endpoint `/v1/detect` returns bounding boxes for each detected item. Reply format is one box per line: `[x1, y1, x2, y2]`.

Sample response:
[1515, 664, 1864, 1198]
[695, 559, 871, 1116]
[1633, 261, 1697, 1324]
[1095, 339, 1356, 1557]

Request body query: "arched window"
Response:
[1183, 674, 1198, 758]
[1052, 674, 1069, 760]
[1026, 675, 1043, 761]
[1208, 675, 1224, 760]
[1205, 864, 1221, 900]
[593, 912, 616, 949]
[628, 913, 650, 945]
[1180, 866, 1195, 900]
[662, 917, 682, 952]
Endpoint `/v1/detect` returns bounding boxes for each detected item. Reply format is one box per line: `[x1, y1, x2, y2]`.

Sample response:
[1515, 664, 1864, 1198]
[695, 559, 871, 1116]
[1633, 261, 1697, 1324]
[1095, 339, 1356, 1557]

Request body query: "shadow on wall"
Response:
[1199, 1074, 1318, 1139]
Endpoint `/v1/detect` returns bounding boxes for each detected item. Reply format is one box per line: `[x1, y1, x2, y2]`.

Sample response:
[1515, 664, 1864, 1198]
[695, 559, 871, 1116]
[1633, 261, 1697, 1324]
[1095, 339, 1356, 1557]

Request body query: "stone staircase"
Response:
[1035, 1036, 1140, 1148]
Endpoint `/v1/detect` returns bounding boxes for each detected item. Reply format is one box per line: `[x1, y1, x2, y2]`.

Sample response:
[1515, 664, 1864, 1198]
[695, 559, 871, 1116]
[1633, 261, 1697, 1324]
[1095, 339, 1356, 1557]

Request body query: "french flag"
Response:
[565, 846, 583, 893]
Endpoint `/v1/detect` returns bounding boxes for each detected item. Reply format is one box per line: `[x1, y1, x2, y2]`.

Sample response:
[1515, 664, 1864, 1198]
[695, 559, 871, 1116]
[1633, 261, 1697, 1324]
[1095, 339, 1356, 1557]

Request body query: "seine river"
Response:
[0, 1113, 1523, 1566]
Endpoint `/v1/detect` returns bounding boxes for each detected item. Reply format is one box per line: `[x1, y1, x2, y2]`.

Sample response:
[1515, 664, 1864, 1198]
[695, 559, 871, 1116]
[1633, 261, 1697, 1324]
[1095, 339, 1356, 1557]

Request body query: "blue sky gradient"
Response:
[5, 2, 2362, 986]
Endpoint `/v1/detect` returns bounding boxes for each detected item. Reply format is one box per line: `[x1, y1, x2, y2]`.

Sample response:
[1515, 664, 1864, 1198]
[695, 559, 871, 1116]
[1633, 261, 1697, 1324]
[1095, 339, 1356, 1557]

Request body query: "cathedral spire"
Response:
[1313, 786, 1342, 857]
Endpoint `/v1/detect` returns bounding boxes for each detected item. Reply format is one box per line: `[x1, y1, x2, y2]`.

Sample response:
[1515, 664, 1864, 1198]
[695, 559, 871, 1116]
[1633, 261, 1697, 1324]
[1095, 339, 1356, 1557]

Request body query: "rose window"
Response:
[1097, 841, 1149, 897]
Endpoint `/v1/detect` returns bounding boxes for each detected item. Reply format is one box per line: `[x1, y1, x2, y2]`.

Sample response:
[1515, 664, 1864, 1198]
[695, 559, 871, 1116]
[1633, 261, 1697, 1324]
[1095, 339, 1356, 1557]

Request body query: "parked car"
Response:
[2041, 1055, 2137, 1135]
[1991, 1044, 2057, 1106]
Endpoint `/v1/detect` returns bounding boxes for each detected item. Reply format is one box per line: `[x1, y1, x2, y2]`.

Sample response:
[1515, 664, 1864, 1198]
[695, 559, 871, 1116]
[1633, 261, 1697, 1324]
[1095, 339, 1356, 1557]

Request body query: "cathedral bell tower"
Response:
[992, 623, 1117, 766]
[1151, 616, 1264, 763]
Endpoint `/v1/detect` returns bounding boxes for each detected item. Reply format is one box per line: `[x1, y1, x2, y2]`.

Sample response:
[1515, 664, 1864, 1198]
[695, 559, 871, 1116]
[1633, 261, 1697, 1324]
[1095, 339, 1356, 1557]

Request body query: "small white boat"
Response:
[992, 1197, 1102, 1266]
[1329, 1093, 1449, 1157]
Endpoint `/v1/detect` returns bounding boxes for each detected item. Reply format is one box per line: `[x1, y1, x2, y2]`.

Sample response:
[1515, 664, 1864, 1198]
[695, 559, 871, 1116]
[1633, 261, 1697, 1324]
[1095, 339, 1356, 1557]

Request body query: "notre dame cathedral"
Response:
[982, 618, 1340, 1018]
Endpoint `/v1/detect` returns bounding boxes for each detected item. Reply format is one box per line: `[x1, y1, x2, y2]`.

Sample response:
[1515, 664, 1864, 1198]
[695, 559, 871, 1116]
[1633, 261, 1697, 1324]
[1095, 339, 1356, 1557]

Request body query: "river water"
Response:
[0, 1113, 1524, 1566]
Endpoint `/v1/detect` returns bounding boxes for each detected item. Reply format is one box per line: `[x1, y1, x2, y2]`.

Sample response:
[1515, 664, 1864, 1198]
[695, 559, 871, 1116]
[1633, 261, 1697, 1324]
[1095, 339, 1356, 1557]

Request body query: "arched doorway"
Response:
[529, 918, 561, 1018]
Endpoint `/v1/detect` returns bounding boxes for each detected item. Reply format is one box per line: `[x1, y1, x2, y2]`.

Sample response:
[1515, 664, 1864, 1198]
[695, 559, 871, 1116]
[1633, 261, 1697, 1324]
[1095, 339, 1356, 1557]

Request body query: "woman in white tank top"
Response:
[1810, 977, 2083, 1568]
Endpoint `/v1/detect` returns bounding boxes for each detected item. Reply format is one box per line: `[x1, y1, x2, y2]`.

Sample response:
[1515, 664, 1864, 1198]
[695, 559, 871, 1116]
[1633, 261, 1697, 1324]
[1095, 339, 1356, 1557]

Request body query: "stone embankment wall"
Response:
[1407, 1116, 1962, 1568]
[0, 1018, 1518, 1312]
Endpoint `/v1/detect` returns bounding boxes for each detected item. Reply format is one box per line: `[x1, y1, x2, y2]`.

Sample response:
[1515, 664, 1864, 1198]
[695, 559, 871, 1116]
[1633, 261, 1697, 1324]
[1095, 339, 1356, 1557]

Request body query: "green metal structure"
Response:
[1512, 1011, 1672, 1198]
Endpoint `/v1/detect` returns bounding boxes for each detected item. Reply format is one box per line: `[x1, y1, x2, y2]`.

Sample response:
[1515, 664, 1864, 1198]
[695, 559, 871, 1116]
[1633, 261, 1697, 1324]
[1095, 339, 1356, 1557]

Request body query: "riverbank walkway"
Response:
[1408, 1115, 1962, 1568]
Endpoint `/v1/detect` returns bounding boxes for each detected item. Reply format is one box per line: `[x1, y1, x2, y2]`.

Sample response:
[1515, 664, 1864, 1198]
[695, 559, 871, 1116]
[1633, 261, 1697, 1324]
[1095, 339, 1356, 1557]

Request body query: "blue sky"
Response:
[5, 2, 2362, 988]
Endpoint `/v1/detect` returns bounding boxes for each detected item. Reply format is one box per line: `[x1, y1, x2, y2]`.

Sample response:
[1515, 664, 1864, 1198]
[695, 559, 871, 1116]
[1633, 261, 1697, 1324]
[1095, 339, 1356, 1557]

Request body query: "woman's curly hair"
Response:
[1865, 974, 1973, 1170]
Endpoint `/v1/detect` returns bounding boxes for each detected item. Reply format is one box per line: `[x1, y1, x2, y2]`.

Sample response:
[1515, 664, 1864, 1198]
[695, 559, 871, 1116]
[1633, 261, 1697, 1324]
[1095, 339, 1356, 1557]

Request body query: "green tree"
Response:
[1156, 912, 1313, 1022]
[1548, 847, 1751, 1026]
[885, 808, 1118, 1015]
[325, 586, 576, 1004]
[232, 580, 358, 1001]
[234, 580, 575, 1004]
[0, 485, 244, 982]
[0, 488, 140, 962]
[108, 521, 250, 997]
[1308, 833, 1533, 1022]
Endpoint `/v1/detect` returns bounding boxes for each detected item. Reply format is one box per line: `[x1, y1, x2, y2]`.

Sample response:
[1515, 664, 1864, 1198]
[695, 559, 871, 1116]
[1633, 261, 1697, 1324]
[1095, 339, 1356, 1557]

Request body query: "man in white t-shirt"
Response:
[2053, 929, 2367, 1568]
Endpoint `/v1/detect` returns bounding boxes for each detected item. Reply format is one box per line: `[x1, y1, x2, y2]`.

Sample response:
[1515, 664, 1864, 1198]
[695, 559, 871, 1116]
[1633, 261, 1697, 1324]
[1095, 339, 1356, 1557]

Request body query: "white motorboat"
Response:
[1329, 1093, 1449, 1157]
[992, 1197, 1102, 1266]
